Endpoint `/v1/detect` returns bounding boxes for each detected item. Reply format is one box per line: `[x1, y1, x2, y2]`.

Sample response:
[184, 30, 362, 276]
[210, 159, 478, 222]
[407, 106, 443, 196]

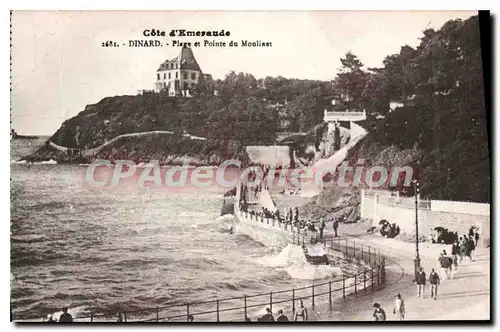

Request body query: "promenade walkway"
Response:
[319, 230, 490, 321]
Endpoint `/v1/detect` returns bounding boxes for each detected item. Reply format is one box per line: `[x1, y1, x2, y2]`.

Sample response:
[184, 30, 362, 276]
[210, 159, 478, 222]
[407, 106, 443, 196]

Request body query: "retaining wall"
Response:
[361, 190, 490, 247]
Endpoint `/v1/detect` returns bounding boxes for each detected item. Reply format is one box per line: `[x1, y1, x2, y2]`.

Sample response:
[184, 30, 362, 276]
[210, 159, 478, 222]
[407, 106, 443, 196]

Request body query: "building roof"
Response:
[157, 46, 202, 72]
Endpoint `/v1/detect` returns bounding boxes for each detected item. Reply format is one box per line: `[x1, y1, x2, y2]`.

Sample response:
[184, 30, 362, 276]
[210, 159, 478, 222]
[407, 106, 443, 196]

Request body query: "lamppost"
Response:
[412, 179, 421, 280]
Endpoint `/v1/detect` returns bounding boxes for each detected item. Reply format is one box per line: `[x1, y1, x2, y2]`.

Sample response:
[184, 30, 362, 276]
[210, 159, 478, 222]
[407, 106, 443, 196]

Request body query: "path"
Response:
[319, 230, 490, 321]
[48, 130, 206, 158]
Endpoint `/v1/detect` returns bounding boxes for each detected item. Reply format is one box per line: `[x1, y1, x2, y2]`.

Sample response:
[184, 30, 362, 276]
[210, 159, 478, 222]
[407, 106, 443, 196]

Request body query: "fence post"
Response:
[368, 246, 371, 264]
[312, 285, 315, 310]
[364, 270, 367, 290]
[354, 274, 357, 294]
[244, 295, 247, 320]
[186, 303, 190, 322]
[90, 313, 93, 323]
[353, 241, 356, 258]
[156, 306, 159, 322]
[345, 239, 348, 256]
[270, 292, 273, 312]
[292, 289, 296, 313]
[361, 244, 364, 261]
[377, 265, 381, 285]
[329, 281, 332, 309]
[124, 312, 127, 323]
[382, 258, 386, 283]
[216, 299, 220, 322]
[371, 269, 374, 291]
[342, 276, 346, 299]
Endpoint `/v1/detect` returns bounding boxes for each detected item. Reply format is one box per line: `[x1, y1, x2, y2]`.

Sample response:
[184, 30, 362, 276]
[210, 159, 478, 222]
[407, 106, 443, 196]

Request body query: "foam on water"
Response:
[258, 244, 308, 267]
[306, 243, 327, 257]
[258, 244, 342, 280]
[284, 264, 342, 280]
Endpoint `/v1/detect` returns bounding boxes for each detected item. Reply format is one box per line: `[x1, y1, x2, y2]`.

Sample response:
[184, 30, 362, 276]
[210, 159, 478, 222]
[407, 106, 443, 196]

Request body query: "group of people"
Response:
[242, 204, 320, 233]
[243, 199, 344, 242]
[46, 307, 73, 323]
[379, 220, 401, 239]
[415, 267, 442, 300]
[253, 300, 308, 322]
[442, 233, 478, 278]
[372, 293, 405, 321]
[318, 217, 340, 239]
[415, 234, 479, 303]
[372, 229, 482, 321]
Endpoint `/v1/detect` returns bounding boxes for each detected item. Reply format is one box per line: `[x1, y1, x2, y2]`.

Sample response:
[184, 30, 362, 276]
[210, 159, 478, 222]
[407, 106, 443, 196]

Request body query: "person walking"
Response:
[467, 235, 476, 262]
[294, 300, 308, 322]
[451, 240, 460, 271]
[333, 218, 339, 237]
[429, 268, 440, 300]
[372, 303, 386, 321]
[438, 250, 452, 280]
[415, 267, 426, 298]
[319, 218, 325, 240]
[393, 293, 405, 320]
[459, 237, 467, 264]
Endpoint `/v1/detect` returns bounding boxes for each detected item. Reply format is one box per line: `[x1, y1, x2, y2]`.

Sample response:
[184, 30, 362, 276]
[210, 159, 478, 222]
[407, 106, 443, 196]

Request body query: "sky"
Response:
[11, 10, 477, 135]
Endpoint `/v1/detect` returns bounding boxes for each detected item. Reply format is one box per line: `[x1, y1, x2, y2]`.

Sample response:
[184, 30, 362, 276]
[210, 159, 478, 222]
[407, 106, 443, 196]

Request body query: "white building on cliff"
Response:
[154, 46, 210, 97]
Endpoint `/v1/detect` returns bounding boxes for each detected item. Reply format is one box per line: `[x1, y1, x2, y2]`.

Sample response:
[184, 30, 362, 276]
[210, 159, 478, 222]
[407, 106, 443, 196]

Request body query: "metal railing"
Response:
[70, 237, 385, 322]
[62, 207, 386, 322]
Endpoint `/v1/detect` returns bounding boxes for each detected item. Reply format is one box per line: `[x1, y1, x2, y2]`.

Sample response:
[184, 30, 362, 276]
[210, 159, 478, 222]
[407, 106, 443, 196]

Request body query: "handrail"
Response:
[67, 232, 385, 322]
[58, 186, 387, 323]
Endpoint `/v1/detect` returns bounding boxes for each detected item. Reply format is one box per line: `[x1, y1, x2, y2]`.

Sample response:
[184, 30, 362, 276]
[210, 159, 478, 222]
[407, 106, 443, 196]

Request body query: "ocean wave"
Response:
[24, 201, 68, 211]
[257, 243, 343, 280]
[12, 159, 58, 165]
[284, 264, 342, 280]
[38, 159, 58, 165]
[11, 234, 50, 244]
[258, 244, 308, 267]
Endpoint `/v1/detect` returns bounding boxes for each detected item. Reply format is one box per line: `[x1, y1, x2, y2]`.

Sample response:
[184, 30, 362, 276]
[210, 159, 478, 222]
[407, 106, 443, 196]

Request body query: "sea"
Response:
[10, 139, 340, 322]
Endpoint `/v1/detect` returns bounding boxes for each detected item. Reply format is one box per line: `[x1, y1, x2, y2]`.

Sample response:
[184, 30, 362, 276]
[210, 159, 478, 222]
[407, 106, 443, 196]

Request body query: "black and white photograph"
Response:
[10, 10, 491, 323]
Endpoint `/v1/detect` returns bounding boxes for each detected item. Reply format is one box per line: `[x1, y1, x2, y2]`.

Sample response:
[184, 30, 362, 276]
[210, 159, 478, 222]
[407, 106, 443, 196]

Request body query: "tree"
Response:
[333, 51, 370, 109]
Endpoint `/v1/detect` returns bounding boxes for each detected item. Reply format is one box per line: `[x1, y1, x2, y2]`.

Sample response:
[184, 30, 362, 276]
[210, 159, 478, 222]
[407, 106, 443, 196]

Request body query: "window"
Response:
[191, 72, 196, 80]
[168, 72, 171, 79]
[164, 73, 166, 79]
[176, 72, 178, 79]
[184, 72, 188, 80]
[157, 73, 160, 80]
